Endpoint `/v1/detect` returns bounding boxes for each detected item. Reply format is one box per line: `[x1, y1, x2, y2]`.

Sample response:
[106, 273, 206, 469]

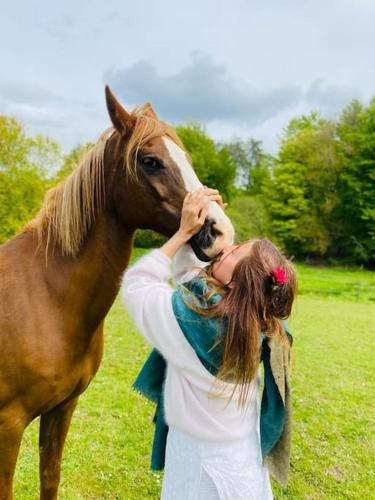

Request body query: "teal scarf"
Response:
[133, 278, 292, 471]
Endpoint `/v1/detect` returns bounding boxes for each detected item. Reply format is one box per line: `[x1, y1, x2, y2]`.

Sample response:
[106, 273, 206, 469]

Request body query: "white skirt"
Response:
[161, 426, 273, 500]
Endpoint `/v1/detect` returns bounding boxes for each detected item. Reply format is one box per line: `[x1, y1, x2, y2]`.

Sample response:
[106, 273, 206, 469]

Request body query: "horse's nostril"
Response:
[209, 221, 222, 238]
[189, 217, 221, 261]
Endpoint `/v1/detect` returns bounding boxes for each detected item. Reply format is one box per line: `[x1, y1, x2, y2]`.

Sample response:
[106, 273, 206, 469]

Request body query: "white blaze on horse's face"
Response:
[163, 137, 235, 258]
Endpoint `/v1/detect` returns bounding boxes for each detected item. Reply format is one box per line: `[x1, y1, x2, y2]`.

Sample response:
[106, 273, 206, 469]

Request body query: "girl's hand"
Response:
[178, 187, 225, 240]
[160, 186, 226, 259]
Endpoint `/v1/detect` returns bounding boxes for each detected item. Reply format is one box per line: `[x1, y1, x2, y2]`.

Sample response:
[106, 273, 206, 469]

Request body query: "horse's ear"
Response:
[105, 86, 134, 135]
[143, 102, 158, 119]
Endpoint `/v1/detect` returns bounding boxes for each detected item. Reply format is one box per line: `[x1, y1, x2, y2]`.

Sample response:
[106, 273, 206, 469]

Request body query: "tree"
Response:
[0, 115, 60, 243]
[336, 99, 375, 263]
[262, 113, 341, 257]
[54, 142, 93, 183]
[225, 195, 271, 242]
[176, 123, 237, 200]
[223, 138, 271, 193]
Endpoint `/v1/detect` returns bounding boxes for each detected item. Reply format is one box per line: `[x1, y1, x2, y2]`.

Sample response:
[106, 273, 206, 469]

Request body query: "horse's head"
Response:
[105, 86, 234, 260]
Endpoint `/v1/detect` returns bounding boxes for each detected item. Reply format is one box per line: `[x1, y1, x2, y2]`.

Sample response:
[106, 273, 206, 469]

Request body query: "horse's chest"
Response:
[28, 329, 104, 416]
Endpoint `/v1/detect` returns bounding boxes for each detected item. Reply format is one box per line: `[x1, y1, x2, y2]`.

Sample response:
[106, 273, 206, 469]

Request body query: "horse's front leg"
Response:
[39, 397, 78, 500]
[0, 411, 26, 500]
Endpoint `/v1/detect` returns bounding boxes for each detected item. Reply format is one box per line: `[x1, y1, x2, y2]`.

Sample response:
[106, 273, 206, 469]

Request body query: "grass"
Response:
[13, 250, 375, 499]
[295, 262, 375, 303]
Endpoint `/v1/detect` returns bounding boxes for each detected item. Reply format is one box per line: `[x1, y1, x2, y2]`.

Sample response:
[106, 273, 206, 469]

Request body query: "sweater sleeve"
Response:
[121, 249, 198, 365]
[172, 244, 207, 284]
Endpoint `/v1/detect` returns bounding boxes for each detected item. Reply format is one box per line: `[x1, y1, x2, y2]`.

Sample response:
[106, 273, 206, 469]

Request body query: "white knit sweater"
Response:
[121, 245, 261, 443]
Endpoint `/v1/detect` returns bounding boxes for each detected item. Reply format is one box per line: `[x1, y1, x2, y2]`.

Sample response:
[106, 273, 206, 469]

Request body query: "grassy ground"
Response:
[14, 250, 375, 499]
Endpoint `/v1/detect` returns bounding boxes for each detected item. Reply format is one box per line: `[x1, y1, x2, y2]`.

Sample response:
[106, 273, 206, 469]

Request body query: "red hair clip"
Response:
[272, 268, 287, 285]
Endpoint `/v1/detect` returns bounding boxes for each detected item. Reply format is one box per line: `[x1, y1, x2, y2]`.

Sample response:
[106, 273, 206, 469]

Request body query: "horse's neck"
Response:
[43, 212, 135, 336]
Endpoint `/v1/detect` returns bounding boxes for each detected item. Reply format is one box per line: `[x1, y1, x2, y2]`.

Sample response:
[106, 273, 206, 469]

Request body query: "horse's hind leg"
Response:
[39, 397, 78, 500]
[0, 414, 26, 500]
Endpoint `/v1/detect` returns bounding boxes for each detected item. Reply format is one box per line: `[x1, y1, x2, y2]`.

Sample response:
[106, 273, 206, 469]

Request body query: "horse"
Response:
[0, 86, 235, 500]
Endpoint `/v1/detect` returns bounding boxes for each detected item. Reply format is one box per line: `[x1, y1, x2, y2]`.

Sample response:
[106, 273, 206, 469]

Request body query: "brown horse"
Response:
[0, 87, 234, 499]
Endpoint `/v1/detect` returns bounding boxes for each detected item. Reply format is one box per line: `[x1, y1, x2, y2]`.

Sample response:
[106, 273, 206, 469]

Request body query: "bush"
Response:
[225, 195, 271, 243]
[134, 229, 167, 248]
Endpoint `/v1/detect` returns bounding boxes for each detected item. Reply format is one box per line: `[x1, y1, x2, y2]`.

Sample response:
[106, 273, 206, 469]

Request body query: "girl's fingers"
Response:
[198, 206, 208, 224]
[185, 188, 225, 212]
[190, 187, 219, 198]
[180, 187, 225, 236]
[195, 196, 213, 212]
[193, 193, 221, 204]
[205, 194, 225, 208]
[203, 188, 219, 195]
[183, 192, 191, 204]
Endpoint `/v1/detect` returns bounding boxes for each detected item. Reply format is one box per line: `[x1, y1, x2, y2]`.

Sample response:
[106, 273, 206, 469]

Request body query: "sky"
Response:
[1, 0, 374, 155]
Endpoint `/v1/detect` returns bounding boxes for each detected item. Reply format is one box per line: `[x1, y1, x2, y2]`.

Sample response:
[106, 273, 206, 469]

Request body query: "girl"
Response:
[121, 187, 297, 499]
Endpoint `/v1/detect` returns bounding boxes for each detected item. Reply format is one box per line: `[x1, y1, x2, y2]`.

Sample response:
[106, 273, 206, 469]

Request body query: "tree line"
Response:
[0, 98, 374, 267]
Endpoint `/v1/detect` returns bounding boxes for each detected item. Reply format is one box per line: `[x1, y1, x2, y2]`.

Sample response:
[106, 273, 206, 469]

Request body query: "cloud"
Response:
[0, 82, 65, 107]
[104, 53, 302, 127]
[305, 79, 361, 110]
[37, 13, 75, 42]
[0, 82, 68, 131]
[3, 103, 65, 127]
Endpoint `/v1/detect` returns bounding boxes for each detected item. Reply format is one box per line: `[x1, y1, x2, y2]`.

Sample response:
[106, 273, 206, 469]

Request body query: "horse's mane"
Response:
[25, 103, 184, 258]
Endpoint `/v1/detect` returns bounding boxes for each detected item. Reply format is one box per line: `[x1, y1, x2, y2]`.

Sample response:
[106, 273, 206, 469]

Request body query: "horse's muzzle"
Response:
[189, 218, 217, 262]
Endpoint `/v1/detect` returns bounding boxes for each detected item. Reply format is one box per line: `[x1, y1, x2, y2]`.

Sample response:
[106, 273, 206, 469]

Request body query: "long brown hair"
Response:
[189, 238, 297, 408]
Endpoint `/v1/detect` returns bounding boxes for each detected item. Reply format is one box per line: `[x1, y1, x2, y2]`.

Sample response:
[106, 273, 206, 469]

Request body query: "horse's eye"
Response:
[141, 156, 163, 172]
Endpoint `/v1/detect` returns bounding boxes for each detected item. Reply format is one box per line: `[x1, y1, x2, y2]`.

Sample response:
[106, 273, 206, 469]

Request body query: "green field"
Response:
[14, 250, 375, 499]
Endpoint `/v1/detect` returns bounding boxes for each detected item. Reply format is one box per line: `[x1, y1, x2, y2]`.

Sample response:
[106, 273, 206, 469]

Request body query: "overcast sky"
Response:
[1, 0, 374, 154]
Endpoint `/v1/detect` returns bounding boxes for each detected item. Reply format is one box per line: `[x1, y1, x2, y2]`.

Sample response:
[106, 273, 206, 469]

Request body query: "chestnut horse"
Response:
[0, 87, 234, 500]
